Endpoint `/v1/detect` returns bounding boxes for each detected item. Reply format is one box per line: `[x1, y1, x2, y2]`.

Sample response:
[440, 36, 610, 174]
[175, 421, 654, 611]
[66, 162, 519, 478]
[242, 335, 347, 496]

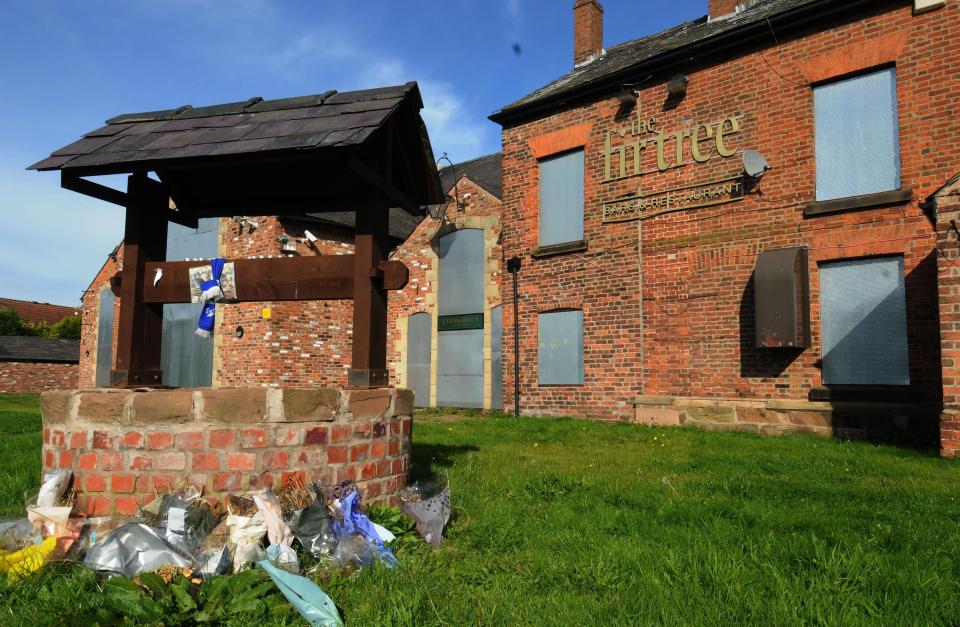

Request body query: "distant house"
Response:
[0, 297, 78, 325]
[0, 298, 80, 392]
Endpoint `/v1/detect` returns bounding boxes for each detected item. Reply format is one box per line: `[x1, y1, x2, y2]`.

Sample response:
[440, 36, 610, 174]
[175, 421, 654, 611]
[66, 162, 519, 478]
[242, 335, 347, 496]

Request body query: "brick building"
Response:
[0, 336, 79, 392]
[0, 297, 80, 392]
[490, 0, 958, 446]
[0, 298, 78, 325]
[78, 155, 503, 408]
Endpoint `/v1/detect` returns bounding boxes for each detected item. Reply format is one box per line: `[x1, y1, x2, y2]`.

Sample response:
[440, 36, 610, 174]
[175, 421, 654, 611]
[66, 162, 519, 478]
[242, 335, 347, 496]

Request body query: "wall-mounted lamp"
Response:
[616, 77, 652, 107]
[617, 86, 640, 106]
[422, 198, 450, 221]
[667, 73, 689, 98]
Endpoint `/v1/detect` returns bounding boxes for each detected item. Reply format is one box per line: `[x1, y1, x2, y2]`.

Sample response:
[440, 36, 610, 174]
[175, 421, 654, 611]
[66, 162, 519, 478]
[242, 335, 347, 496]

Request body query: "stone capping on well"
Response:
[42, 386, 414, 426]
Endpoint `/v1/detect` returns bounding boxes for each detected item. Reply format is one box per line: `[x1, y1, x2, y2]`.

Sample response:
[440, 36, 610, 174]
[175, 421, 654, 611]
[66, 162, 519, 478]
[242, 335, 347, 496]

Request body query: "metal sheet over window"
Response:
[438, 229, 484, 316]
[539, 150, 584, 246]
[161, 217, 217, 388]
[407, 313, 432, 408]
[814, 68, 900, 201]
[491, 305, 504, 410]
[95, 288, 114, 388]
[820, 256, 909, 385]
[538, 310, 584, 385]
[437, 329, 484, 408]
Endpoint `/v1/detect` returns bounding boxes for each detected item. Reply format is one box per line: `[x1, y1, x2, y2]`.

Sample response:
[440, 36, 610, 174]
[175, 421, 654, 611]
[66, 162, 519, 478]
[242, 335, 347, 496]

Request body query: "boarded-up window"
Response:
[437, 229, 484, 407]
[95, 287, 114, 388]
[438, 229, 484, 316]
[539, 150, 584, 246]
[820, 256, 909, 385]
[814, 67, 900, 201]
[538, 310, 584, 385]
[407, 312, 432, 408]
[161, 217, 217, 388]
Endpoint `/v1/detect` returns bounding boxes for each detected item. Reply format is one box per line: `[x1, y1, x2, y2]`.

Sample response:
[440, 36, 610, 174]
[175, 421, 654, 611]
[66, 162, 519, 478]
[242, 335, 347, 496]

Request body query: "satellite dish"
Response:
[743, 150, 771, 179]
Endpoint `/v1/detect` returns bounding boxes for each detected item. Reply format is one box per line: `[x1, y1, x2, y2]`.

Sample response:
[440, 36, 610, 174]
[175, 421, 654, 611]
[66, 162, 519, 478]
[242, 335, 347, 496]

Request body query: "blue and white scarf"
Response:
[196, 257, 226, 338]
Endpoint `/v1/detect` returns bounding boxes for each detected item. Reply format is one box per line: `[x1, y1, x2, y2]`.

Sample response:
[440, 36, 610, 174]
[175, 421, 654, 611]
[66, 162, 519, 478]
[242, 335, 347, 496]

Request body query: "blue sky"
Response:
[0, 0, 706, 306]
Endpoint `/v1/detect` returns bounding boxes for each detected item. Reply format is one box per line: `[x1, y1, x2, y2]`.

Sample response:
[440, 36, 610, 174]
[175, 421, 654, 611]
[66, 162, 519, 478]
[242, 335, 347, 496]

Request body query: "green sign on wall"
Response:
[438, 313, 484, 332]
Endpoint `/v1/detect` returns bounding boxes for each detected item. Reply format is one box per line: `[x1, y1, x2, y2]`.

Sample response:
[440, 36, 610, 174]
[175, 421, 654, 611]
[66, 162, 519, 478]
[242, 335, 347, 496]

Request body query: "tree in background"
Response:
[0, 308, 26, 336]
[0, 307, 81, 339]
[50, 316, 81, 339]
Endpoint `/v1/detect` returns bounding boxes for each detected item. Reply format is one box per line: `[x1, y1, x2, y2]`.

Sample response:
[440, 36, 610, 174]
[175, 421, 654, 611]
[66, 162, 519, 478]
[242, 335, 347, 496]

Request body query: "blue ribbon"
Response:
[196, 258, 226, 338]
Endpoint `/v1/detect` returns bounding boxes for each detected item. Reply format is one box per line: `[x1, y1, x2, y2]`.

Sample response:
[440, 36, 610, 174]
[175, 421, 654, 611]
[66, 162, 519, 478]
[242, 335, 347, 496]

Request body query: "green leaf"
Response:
[102, 577, 164, 621]
[170, 580, 197, 613]
[137, 572, 168, 600]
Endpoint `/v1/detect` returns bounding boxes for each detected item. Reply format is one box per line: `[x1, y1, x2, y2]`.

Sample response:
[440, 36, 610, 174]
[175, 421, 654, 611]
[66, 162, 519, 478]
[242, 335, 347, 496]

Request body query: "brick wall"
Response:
[499, 3, 957, 424]
[936, 177, 960, 455]
[79, 248, 122, 388]
[0, 362, 78, 393]
[215, 217, 356, 388]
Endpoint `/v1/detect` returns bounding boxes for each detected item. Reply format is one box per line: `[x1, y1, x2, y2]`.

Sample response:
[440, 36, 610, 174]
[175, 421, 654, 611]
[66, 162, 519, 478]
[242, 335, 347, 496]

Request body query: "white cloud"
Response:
[355, 59, 490, 161]
[0, 166, 123, 305]
[418, 81, 487, 161]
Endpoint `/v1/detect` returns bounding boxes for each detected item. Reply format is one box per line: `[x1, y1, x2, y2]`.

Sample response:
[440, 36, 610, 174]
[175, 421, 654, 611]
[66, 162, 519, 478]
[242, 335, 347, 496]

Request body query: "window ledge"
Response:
[532, 239, 588, 259]
[804, 188, 913, 217]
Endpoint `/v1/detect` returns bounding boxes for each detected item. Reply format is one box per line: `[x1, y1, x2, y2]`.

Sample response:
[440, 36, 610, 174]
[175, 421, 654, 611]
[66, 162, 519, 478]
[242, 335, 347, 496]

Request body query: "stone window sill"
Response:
[531, 239, 588, 259]
[804, 188, 913, 217]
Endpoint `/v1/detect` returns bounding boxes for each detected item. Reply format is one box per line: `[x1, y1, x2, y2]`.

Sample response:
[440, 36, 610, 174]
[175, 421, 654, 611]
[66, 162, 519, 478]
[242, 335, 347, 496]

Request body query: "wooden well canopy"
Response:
[29, 82, 445, 389]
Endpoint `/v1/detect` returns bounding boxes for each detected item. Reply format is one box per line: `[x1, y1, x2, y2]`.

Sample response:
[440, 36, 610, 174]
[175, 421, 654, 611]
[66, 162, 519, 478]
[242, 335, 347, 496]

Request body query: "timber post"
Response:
[112, 173, 169, 387]
[349, 205, 391, 388]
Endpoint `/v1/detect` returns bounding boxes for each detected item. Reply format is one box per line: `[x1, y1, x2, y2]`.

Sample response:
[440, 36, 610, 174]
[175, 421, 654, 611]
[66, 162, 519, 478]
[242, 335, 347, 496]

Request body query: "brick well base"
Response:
[39, 387, 413, 516]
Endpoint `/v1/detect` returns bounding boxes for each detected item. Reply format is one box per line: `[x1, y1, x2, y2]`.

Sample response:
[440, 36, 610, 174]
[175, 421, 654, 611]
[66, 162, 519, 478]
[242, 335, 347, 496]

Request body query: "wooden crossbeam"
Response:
[141, 255, 408, 304]
[61, 172, 199, 228]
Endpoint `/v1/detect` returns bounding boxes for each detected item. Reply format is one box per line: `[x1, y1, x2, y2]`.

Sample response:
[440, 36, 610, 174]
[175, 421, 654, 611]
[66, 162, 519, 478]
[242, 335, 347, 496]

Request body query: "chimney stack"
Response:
[573, 0, 604, 67]
[708, 0, 741, 20]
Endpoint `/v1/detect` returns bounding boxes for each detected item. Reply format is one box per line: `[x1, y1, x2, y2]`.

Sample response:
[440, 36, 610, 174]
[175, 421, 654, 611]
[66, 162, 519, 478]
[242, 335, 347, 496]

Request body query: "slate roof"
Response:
[491, 0, 858, 123]
[29, 83, 421, 172]
[0, 337, 80, 363]
[439, 153, 503, 200]
[301, 152, 504, 239]
[0, 298, 78, 325]
[300, 208, 423, 241]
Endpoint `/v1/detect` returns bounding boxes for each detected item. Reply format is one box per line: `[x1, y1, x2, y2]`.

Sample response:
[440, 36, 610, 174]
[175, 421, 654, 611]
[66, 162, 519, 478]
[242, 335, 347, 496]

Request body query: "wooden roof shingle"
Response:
[29, 83, 419, 173]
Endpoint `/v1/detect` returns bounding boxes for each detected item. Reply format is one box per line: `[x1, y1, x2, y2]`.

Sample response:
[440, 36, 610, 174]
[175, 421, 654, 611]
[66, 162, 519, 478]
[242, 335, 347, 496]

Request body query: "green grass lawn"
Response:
[2, 394, 960, 625]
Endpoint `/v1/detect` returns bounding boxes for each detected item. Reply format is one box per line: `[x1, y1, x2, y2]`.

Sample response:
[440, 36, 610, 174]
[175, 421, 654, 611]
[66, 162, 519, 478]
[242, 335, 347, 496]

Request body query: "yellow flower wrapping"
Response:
[0, 536, 57, 582]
